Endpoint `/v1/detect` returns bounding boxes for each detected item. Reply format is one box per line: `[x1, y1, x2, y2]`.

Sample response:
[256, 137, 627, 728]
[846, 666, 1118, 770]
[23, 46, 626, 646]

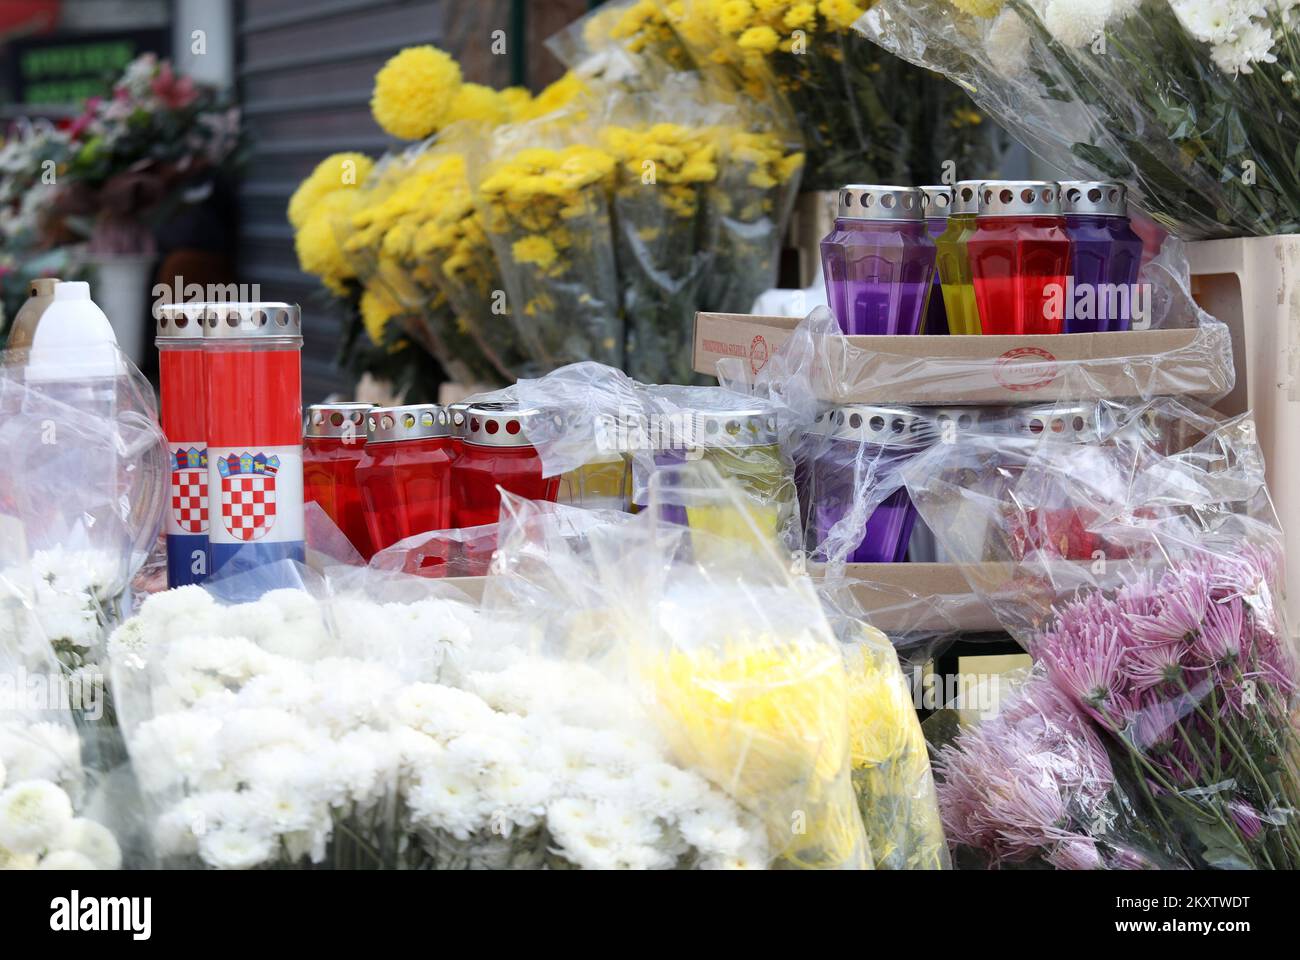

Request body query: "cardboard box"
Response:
[1189, 234, 1300, 644]
[817, 562, 1000, 633]
[692, 312, 1232, 404]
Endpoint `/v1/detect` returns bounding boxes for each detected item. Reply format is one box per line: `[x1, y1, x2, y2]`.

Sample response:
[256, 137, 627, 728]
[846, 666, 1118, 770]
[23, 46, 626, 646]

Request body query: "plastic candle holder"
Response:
[202, 302, 304, 580]
[820, 185, 937, 335]
[935, 181, 984, 335]
[968, 181, 1071, 335]
[1061, 181, 1144, 333]
[304, 402, 373, 559]
[809, 405, 933, 563]
[156, 305, 210, 586]
[355, 404, 456, 558]
[921, 185, 953, 335]
[451, 402, 559, 531]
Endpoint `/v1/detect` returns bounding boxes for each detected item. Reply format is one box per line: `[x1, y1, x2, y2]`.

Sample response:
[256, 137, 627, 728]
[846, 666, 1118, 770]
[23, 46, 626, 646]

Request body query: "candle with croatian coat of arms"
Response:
[202, 302, 305, 578]
[157, 305, 210, 586]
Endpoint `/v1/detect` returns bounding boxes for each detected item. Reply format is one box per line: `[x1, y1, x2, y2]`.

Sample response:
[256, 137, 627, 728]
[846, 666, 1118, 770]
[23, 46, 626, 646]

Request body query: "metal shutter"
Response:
[235, 0, 518, 401]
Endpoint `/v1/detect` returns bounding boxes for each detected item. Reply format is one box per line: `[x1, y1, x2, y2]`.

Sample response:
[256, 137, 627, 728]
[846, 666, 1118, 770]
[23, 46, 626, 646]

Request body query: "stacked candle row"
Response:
[820, 180, 1144, 337]
[303, 401, 561, 570]
[157, 302, 305, 588]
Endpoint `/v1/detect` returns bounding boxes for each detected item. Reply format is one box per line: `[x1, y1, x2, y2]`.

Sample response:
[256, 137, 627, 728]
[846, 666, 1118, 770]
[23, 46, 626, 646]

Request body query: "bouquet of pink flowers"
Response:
[51, 54, 243, 255]
[909, 397, 1300, 869]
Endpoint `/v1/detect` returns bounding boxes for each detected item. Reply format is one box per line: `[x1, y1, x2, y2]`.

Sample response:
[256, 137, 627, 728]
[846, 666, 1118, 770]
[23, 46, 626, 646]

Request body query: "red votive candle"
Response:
[355, 404, 456, 554]
[451, 401, 560, 530]
[304, 402, 373, 559]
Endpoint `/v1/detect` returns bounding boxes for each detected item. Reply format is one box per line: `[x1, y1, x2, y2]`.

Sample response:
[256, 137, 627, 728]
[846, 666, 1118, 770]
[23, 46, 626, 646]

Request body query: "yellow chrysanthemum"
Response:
[783, 2, 818, 28]
[446, 82, 510, 127]
[717, 0, 755, 33]
[499, 86, 534, 120]
[294, 189, 363, 294]
[511, 235, 559, 272]
[370, 45, 462, 140]
[737, 24, 781, 53]
[817, 0, 867, 29]
[287, 152, 374, 230]
[517, 71, 589, 121]
[359, 284, 403, 345]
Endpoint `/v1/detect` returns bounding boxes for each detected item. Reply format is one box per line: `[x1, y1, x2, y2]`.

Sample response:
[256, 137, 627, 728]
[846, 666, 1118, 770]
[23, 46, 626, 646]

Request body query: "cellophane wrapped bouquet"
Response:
[0, 343, 167, 767]
[903, 396, 1300, 868]
[860, 0, 1300, 237]
[485, 470, 945, 869]
[589, 0, 1003, 190]
[470, 112, 624, 371]
[0, 702, 125, 870]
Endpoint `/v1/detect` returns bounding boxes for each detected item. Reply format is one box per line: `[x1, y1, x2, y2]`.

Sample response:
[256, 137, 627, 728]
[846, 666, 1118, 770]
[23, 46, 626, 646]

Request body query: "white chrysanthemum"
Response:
[37, 850, 96, 870]
[678, 797, 763, 861]
[0, 845, 39, 869]
[55, 818, 122, 870]
[1043, 0, 1114, 48]
[406, 768, 488, 839]
[0, 780, 74, 854]
[0, 722, 82, 791]
[129, 713, 223, 792]
[232, 660, 314, 711]
[135, 583, 218, 638]
[302, 658, 405, 734]
[152, 802, 203, 857]
[986, 8, 1032, 76]
[1211, 20, 1278, 74]
[1171, 0, 1260, 44]
[216, 707, 315, 760]
[391, 682, 496, 742]
[390, 726, 445, 769]
[329, 729, 401, 808]
[630, 762, 711, 813]
[198, 828, 276, 870]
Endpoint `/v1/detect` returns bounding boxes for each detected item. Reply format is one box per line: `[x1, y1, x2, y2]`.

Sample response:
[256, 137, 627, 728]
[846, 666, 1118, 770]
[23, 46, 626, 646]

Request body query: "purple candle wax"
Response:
[1061, 182, 1143, 333]
[820, 185, 936, 336]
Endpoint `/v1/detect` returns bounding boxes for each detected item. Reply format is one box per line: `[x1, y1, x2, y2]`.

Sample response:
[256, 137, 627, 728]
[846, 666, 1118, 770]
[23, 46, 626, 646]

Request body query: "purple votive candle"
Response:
[1061, 181, 1144, 333]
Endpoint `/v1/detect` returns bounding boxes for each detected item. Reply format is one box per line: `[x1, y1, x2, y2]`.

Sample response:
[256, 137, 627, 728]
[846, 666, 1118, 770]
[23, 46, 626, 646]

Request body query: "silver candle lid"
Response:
[367, 404, 451, 444]
[691, 404, 780, 448]
[817, 404, 934, 449]
[925, 406, 1012, 437]
[446, 401, 473, 437]
[463, 401, 547, 448]
[837, 185, 924, 222]
[306, 403, 372, 441]
[155, 302, 206, 341]
[921, 185, 954, 220]
[1009, 403, 1116, 444]
[197, 302, 302, 341]
[978, 181, 1062, 218]
[1060, 181, 1128, 217]
[951, 180, 983, 216]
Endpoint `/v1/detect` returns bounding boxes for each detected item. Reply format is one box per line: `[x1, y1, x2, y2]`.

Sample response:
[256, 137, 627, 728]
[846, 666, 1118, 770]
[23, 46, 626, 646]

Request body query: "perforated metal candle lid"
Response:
[926, 406, 1012, 436]
[367, 404, 451, 443]
[921, 185, 954, 219]
[817, 404, 934, 448]
[691, 404, 781, 448]
[196, 302, 303, 341]
[447, 401, 472, 437]
[156, 302, 207, 340]
[306, 403, 373, 440]
[463, 401, 547, 448]
[837, 185, 924, 222]
[1009, 403, 1116, 444]
[979, 181, 1062, 217]
[1060, 181, 1128, 217]
[951, 180, 983, 216]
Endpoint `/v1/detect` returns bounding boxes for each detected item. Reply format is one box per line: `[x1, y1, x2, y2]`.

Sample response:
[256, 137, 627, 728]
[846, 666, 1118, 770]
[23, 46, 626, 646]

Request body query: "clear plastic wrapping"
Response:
[902, 395, 1300, 868]
[857, 0, 1300, 238]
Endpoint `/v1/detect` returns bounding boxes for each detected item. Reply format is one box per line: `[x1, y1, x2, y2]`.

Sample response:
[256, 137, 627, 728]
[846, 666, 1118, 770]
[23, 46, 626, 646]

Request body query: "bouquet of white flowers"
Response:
[109, 561, 771, 869]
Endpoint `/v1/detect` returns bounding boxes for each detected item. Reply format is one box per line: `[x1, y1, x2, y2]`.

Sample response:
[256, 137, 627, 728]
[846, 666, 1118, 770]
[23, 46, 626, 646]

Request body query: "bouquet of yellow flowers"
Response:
[472, 114, 624, 370]
[593, 0, 1000, 189]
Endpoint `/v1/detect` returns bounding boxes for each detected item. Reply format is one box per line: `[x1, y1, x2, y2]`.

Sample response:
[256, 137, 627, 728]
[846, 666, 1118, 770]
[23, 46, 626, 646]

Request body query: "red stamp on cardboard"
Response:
[994, 346, 1058, 393]
[749, 335, 770, 375]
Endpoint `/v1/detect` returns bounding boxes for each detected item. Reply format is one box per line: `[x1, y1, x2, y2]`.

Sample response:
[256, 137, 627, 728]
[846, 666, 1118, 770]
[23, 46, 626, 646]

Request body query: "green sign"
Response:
[9, 31, 168, 106]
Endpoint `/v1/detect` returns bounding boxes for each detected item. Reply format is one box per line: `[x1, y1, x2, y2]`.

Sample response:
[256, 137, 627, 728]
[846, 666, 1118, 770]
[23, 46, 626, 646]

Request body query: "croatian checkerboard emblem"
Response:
[170, 448, 209, 534]
[218, 452, 280, 542]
